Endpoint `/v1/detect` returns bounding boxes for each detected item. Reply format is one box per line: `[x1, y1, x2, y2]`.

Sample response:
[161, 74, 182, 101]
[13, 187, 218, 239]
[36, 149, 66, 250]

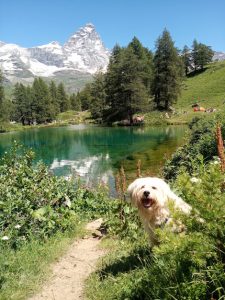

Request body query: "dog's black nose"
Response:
[143, 191, 150, 197]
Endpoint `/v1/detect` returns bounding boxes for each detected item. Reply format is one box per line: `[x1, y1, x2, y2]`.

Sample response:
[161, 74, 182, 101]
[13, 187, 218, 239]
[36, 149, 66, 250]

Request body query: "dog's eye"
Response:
[152, 186, 157, 190]
[141, 185, 145, 189]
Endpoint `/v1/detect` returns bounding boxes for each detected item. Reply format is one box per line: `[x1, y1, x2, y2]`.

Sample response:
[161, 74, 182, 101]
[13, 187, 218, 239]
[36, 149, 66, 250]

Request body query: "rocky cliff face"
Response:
[213, 51, 225, 61]
[63, 23, 110, 73]
[0, 23, 110, 91]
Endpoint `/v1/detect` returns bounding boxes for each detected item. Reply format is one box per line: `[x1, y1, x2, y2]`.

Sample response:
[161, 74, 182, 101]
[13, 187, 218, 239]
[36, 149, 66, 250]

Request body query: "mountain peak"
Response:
[68, 23, 96, 41]
[37, 41, 62, 49]
[64, 23, 105, 49]
[63, 23, 109, 73]
[0, 23, 110, 86]
[83, 23, 95, 30]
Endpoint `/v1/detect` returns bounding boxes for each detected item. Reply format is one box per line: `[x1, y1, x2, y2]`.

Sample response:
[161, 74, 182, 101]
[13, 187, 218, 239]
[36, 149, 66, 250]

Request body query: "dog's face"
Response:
[127, 177, 192, 246]
[127, 177, 171, 211]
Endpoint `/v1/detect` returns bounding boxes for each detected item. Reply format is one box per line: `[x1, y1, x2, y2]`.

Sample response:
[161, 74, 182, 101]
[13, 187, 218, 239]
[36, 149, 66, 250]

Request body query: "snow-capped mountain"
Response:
[63, 23, 110, 73]
[213, 51, 225, 62]
[0, 23, 110, 91]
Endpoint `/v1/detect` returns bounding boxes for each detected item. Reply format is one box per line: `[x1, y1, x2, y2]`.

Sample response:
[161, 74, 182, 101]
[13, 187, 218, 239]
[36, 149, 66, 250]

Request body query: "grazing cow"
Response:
[133, 115, 144, 124]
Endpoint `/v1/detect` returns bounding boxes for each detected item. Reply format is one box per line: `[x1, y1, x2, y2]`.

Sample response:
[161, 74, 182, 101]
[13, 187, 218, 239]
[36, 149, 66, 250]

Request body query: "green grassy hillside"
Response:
[171, 61, 225, 123]
[178, 61, 225, 109]
[2, 61, 225, 128]
[145, 60, 225, 125]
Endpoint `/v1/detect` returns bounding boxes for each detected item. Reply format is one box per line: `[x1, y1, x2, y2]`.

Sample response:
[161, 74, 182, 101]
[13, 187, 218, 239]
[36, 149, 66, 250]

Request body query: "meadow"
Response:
[144, 61, 225, 125]
[1, 113, 225, 299]
[86, 115, 225, 300]
[0, 61, 225, 299]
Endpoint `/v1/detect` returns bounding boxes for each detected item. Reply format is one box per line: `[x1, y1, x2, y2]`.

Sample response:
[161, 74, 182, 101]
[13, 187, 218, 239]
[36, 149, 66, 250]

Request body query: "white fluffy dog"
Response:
[127, 177, 192, 246]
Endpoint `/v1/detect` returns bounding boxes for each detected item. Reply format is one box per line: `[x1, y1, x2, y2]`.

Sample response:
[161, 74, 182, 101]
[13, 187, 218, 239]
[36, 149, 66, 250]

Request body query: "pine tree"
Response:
[129, 37, 146, 59]
[49, 80, 60, 116]
[192, 39, 199, 71]
[13, 83, 33, 125]
[104, 44, 150, 123]
[79, 84, 92, 111]
[89, 72, 106, 120]
[104, 45, 124, 122]
[119, 47, 149, 123]
[143, 47, 154, 90]
[192, 39, 214, 71]
[182, 45, 192, 75]
[57, 82, 70, 112]
[128, 37, 153, 92]
[12, 83, 22, 123]
[0, 71, 12, 123]
[198, 43, 214, 69]
[70, 93, 81, 111]
[1, 98, 13, 122]
[32, 77, 52, 123]
[25, 86, 34, 124]
[152, 29, 182, 110]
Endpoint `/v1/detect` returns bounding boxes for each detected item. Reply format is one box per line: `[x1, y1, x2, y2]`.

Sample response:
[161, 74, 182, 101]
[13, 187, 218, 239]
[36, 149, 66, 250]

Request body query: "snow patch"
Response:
[0, 23, 110, 81]
[28, 59, 60, 76]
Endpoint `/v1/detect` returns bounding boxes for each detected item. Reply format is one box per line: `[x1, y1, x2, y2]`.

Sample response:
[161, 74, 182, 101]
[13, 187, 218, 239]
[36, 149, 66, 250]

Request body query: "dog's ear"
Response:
[127, 179, 138, 202]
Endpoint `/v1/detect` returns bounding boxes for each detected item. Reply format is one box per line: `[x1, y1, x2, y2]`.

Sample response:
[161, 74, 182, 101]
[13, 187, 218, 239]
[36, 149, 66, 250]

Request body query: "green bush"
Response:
[0, 143, 114, 299]
[87, 115, 225, 300]
[153, 162, 225, 299]
[163, 115, 225, 180]
[71, 187, 112, 219]
[0, 143, 110, 249]
[104, 199, 143, 240]
[0, 144, 76, 248]
[88, 161, 225, 300]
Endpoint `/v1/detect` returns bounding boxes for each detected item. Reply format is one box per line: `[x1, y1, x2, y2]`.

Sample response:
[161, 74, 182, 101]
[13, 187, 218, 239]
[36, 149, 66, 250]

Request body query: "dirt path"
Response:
[29, 218, 105, 300]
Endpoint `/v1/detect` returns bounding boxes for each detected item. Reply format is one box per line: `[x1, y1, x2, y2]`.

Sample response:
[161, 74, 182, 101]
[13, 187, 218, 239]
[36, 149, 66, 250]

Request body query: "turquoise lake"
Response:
[0, 125, 187, 194]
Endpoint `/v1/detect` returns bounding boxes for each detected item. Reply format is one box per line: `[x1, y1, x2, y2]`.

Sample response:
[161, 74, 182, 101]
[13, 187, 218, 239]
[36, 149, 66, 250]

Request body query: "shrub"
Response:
[163, 116, 225, 180]
[88, 115, 225, 300]
[104, 199, 143, 240]
[156, 162, 225, 299]
[0, 143, 114, 298]
[89, 160, 225, 300]
[0, 143, 110, 249]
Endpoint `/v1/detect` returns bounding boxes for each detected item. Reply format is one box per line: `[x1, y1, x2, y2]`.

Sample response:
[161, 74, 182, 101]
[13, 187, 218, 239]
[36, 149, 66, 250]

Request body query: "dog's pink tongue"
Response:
[142, 198, 153, 208]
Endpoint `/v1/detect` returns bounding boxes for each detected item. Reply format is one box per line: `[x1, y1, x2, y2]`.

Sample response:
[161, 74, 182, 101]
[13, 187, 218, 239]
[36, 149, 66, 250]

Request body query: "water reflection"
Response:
[0, 125, 187, 193]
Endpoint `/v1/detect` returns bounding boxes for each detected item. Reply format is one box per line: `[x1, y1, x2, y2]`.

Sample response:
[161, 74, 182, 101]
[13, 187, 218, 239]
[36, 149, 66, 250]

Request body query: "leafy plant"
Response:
[163, 116, 225, 180]
[0, 142, 110, 249]
[87, 116, 225, 300]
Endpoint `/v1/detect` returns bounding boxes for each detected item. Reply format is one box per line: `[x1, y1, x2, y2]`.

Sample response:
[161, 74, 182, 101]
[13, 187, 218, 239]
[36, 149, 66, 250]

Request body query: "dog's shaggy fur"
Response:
[127, 177, 191, 246]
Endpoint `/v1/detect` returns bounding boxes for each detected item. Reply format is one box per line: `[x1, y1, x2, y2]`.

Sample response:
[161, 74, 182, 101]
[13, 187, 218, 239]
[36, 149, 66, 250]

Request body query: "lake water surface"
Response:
[0, 125, 187, 194]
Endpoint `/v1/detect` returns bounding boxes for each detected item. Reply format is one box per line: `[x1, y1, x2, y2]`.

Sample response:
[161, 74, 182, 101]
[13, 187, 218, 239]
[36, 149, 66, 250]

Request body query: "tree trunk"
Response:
[165, 99, 169, 110]
[129, 114, 133, 125]
[155, 91, 160, 109]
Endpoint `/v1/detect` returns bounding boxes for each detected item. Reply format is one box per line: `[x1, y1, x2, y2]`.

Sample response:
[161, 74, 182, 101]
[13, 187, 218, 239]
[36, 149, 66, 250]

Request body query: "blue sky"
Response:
[0, 0, 225, 51]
